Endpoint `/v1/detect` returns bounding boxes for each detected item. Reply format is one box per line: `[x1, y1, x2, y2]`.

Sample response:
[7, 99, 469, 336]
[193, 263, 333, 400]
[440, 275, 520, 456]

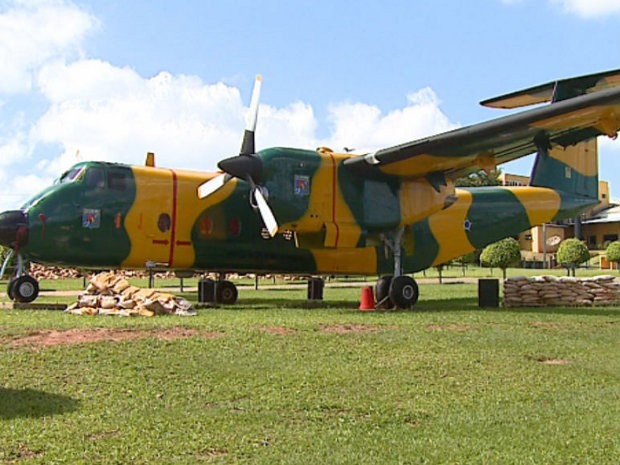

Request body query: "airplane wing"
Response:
[343, 72, 620, 181]
[480, 68, 620, 109]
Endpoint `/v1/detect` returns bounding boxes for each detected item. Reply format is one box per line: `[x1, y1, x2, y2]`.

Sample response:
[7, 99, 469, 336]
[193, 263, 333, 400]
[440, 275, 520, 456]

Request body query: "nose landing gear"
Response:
[7, 275, 39, 303]
[2, 252, 40, 303]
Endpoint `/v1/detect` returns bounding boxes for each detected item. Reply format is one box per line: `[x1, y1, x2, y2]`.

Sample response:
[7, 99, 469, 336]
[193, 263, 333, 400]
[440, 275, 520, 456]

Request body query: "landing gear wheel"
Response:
[388, 276, 418, 309]
[375, 275, 393, 309]
[12, 275, 39, 303]
[216, 280, 238, 305]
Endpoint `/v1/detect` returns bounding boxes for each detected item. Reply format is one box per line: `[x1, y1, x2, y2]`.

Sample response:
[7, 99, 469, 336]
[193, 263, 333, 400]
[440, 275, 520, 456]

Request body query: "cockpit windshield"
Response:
[55, 166, 85, 185]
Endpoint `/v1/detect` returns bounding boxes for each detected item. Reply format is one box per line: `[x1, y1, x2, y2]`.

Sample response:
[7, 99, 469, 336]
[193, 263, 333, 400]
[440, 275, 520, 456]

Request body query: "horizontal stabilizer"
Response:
[481, 68, 620, 109]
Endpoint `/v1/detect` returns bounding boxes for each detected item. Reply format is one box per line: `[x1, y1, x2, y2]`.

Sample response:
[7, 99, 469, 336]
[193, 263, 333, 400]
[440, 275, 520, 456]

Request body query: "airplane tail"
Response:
[529, 138, 598, 199]
[482, 69, 620, 201]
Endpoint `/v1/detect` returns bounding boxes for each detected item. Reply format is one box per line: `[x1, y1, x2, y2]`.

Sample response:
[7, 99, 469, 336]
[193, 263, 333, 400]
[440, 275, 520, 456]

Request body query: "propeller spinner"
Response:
[197, 75, 278, 237]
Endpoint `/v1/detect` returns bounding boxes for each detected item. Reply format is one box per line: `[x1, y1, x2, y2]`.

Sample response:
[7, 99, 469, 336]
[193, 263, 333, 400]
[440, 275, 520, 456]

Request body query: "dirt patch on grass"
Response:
[196, 448, 228, 461]
[425, 323, 472, 332]
[9, 327, 223, 348]
[3, 443, 44, 463]
[319, 324, 382, 334]
[539, 358, 571, 365]
[155, 328, 222, 341]
[528, 355, 572, 365]
[260, 326, 297, 335]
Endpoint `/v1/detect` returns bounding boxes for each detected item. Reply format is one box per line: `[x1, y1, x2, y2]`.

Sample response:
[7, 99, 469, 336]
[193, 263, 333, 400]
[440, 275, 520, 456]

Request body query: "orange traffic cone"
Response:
[359, 286, 376, 311]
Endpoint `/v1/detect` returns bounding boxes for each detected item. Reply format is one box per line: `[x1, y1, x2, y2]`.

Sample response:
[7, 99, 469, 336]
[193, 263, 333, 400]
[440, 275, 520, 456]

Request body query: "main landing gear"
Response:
[216, 279, 238, 305]
[198, 275, 238, 305]
[375, 275, 419, 309]
[375, 228, 419, 309]
[2, 253, 40, 303]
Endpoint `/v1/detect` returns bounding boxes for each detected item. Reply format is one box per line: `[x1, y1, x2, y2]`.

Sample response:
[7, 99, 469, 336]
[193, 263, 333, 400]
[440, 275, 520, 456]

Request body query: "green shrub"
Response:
[606, 241, 620, 266]
[479, 237, 521, 279]
[557, 238, 590, 276]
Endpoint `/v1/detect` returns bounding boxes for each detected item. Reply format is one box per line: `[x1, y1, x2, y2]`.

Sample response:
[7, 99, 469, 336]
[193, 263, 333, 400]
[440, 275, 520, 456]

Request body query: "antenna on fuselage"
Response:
[145, 152, 155, 167]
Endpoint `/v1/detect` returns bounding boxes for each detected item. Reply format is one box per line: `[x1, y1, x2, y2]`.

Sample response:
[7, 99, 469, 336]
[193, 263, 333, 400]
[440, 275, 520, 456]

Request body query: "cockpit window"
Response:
[56, 167, 84, 184]
[84, 167, 106, 189]
[108, 169, 128, 191]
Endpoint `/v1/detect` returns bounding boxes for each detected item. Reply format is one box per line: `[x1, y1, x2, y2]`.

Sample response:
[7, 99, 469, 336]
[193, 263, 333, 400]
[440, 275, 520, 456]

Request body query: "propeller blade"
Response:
[240, 75, 262, 156]
[253, 188, 278, 237]
[197, 173, 230, 199]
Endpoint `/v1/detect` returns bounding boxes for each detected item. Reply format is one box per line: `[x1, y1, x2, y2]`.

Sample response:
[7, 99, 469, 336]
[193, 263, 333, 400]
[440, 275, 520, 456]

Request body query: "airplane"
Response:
[1, 69, 619, 308]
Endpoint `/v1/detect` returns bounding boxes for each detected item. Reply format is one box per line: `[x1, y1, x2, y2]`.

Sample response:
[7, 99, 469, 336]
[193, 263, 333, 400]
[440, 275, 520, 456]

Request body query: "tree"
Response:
[479, 237, 521, 280]
[606, 241, 620, 271]
[455, 168, 502, 187]
[557, 238, 590, 276]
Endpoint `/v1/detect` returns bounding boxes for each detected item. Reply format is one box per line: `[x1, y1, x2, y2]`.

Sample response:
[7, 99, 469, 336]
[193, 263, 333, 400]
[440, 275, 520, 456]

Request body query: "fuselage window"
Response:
[158, 213, 171, 232]
[85, 167, 106, 189]
[108, 170, 128, 191]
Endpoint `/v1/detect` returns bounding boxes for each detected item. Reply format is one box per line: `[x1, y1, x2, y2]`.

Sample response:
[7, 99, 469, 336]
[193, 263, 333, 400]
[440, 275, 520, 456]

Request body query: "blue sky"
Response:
[1, 0, 619, 211]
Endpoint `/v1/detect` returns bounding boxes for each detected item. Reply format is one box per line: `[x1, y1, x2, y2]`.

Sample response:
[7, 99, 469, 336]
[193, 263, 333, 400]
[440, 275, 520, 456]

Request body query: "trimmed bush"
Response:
[480, 237, 521, 279]
[557, 238, 590, 276]
[606, 241, 620, 268]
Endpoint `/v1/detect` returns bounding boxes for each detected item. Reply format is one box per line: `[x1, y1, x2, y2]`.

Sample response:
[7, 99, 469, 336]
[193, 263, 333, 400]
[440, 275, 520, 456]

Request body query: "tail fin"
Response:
[529, 138, 598, 199]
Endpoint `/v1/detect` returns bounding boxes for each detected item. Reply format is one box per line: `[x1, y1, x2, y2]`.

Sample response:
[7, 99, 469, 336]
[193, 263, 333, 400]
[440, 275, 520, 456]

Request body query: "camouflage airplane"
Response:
[1, 69, 619, 307]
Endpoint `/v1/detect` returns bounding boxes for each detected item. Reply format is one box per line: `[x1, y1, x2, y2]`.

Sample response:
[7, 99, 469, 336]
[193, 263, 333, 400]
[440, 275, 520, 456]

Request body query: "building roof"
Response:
[583, 204, 620, 224]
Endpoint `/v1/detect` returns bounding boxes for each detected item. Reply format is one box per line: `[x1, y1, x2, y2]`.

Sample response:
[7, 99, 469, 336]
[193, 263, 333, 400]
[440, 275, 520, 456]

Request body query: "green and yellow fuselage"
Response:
[17, 146, 596, 276]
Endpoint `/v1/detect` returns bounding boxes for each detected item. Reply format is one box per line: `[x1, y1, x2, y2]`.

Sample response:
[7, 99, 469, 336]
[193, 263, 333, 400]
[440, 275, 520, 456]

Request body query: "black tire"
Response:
[216, 280, 238, 305]
[388, 276, 419, 309]
[375, 275, 393, 309]
[12, 275, 39, 303]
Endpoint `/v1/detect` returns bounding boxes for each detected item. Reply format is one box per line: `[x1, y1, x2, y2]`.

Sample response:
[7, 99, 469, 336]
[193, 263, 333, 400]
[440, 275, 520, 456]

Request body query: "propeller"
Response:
[197, 75, 279, 237]
[197, 172, 230, 199]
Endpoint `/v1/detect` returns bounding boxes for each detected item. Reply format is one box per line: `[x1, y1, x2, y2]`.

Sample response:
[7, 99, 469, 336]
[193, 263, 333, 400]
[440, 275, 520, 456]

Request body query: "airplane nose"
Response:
[0, 210, 28, 249]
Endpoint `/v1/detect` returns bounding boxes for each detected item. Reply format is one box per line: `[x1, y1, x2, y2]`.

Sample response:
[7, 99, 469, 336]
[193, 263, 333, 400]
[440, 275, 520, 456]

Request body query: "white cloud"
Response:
[32, 59, 248, 175]
[551, 0, 620, 19]
[0, 109, 29, 167]
[0, 134, 27, 166]
[29, 59, 457, 180]
[324, 87, 457, 153]
[0, 0, 97, 93]
[0, 171, 54, 211]
[501, 0, 620, 18]
[258, 102, 318, 149]
[551, 0, 620, 18]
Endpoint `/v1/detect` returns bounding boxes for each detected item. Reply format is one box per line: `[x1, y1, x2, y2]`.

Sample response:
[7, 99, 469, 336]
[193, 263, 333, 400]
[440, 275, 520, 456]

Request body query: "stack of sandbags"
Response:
[503, 275, 620, 307]
[30, 263, 82, 280]
[66, 272, 196, 316]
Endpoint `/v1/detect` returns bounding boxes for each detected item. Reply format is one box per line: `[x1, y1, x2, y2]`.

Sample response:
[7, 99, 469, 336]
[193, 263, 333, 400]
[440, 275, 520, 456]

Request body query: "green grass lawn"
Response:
[0, 282, 618, 464]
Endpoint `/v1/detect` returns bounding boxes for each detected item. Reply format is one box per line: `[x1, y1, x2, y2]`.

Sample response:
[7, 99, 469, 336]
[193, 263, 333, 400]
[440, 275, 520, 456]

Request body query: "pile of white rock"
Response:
[66, 272, 196, 316]
[503, 275, 620, 307]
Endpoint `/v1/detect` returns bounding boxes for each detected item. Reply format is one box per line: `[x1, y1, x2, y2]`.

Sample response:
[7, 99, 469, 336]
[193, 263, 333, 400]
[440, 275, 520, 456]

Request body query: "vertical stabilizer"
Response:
[530, 139, 598, 199]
